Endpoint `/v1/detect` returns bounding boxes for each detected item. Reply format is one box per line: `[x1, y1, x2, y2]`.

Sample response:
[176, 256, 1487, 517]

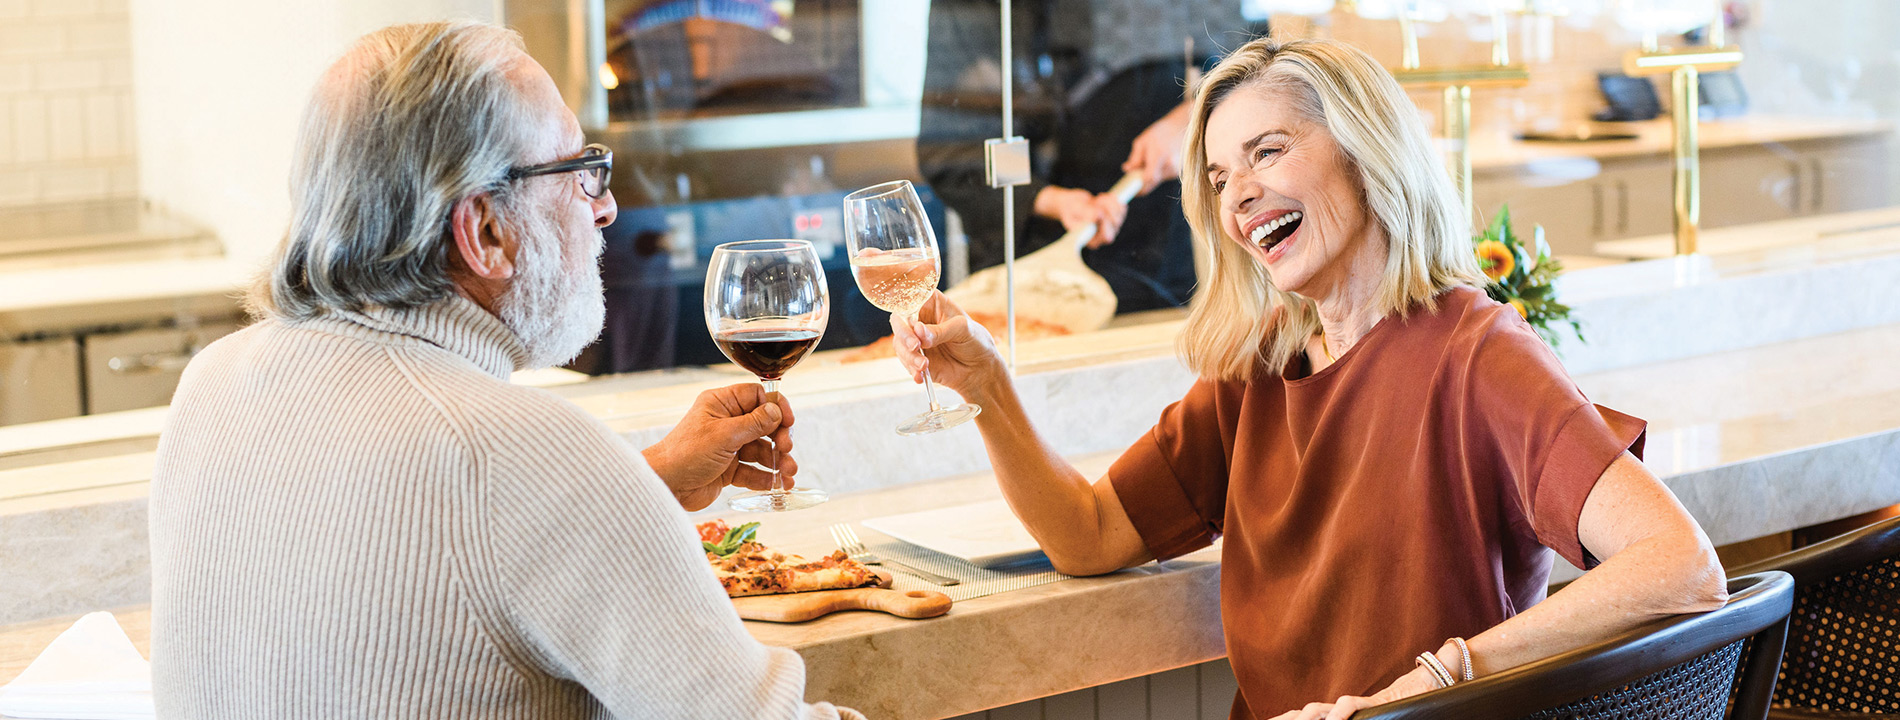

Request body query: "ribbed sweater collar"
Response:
[322, 294, 529, 379]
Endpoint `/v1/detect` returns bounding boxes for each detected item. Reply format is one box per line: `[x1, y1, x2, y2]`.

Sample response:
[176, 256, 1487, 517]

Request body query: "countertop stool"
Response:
[1732, 516, 1900, 719]
[1349, 571, 1796, 720]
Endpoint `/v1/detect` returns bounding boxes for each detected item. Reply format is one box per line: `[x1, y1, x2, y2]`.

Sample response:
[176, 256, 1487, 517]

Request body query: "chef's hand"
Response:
[642, 383, 797, 512]
[1267, 660, 1444, 720]
[1084, 192, 1127, 249]
[890, 292, 1008, 408]
[1034, 186, 1127, 248]
[1122, 101, 1190, 195]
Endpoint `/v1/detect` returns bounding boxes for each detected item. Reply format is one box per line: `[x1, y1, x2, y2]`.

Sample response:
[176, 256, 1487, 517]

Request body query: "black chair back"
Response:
[1730, 516, 1900, 716]
[1350, 571, 1795, 720]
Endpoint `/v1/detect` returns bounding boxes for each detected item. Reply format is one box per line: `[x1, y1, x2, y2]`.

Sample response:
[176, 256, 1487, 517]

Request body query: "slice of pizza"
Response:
[697, 520, 882, 597]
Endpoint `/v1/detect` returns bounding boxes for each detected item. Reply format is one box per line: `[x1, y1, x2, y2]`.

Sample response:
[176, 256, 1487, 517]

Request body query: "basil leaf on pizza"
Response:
[694, 520, 881, 597]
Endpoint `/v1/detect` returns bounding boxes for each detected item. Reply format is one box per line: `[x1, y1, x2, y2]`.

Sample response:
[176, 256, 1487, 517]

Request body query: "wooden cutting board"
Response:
[732, 571, 953, 623]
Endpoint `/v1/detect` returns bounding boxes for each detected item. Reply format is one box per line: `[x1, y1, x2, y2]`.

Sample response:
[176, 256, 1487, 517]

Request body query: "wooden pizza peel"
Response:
[732, 570, 953, 623]
[942, 172, 1145, 334]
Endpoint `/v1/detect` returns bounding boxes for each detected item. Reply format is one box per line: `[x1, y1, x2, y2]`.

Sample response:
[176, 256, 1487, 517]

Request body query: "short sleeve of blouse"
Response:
[1469, 316, 1647, 570]
[1108, 378, 1239, 561]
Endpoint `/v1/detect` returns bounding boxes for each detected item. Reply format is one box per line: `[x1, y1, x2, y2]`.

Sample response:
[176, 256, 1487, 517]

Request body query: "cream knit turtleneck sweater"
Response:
[150, 296, 863, 719]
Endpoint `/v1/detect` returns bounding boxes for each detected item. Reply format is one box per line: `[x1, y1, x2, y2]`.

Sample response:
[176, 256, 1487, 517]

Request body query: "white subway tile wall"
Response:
[0, 0, 135, 207]
[948, 659, 1239, 720]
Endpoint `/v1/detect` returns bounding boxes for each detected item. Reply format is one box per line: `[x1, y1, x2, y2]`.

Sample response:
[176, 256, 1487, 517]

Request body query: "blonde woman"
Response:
[891, 37, 1726, 720]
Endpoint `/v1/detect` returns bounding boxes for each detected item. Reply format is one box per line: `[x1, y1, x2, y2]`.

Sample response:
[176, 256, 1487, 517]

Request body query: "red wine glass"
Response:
[704, 239, 830, 512]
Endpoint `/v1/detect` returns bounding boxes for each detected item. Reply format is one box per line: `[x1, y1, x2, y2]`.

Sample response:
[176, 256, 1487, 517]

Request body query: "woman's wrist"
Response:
[960, 355, 1014, 410]
[1435, 640, 1472, 683]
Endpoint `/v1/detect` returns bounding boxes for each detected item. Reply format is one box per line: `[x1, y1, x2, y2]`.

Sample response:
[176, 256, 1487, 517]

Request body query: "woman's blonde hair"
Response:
[1178, 37, 1485, 381]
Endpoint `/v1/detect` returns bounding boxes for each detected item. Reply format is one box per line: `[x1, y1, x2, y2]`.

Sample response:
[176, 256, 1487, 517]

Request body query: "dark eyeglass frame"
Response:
[506, 143, 614, 198]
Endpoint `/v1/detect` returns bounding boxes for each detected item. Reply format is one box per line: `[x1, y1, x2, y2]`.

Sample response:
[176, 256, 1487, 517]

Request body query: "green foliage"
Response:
[1476, 205, 1583, 348]
[702, 521, 760, 556]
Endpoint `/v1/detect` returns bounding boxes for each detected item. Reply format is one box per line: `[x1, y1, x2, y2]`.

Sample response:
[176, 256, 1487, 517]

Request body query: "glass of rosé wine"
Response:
[704, 239, 830, 512]
[842, 180, 981, 436]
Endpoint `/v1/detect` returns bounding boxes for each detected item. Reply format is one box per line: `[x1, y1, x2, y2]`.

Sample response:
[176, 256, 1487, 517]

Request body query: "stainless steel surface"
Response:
[983, 136, 1031, 189]
[590, 107, 922, 154]
[831, 523, 960, 586]
[509, 0, 928, 153]
[578, 0, 607, 130]
[83, 321, 240, 415]
[0, 337, 82, 427]
[0, 201, 219, 269]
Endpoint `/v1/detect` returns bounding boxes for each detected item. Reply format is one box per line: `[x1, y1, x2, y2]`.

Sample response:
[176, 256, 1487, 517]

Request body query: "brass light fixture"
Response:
[1621, 0, 1742, 256]
[1387, 5, 1530, 226]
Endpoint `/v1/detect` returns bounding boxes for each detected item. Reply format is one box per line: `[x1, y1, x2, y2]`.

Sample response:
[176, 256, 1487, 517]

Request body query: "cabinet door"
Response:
[1701, 145, 1803, 228]
[83, 321, 242, 415]
[0, 337, 83, 426]
[1472, 169, 1604, 256]
[1597, 156, 1675, 240]
[1805, 136, 1891, 215]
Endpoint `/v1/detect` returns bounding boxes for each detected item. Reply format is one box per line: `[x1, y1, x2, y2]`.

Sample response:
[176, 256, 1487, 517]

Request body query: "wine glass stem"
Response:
[761, 378, 783, 494]
[920, 365, 945, 413]
[904, 312, 946, 412]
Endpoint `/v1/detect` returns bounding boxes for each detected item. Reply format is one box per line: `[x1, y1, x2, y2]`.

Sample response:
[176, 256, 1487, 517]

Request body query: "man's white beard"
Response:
[496, 209, 606, 370]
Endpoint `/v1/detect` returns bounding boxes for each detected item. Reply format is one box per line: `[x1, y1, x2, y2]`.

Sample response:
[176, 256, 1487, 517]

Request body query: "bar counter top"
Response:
[0, 454, 1231, 720]
[5, 317, 1900, 718]
[1470, 115, 1891, 172]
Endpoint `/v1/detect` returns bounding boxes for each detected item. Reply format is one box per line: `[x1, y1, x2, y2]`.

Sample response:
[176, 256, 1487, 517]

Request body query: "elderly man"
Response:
[150, 21, 863, 719]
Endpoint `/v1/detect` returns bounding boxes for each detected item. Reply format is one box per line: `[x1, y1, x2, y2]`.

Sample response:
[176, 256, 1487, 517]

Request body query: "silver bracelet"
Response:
[1450, 637, 1474, 682]
[1415, 651, 1455, 689]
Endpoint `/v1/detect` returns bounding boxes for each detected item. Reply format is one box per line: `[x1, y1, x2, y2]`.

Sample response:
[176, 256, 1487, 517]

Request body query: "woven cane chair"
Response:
[1350, 571, 1795, 720]
[1730, 516, 1900, 719]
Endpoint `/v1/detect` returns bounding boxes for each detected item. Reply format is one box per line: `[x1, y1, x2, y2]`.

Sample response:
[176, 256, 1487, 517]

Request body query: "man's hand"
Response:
[642, 384, 798, 512]
[1122, 101, 1191, 195]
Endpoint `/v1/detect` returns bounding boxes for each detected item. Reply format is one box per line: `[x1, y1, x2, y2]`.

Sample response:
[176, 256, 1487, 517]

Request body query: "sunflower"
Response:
[1508, 298, 1527, 318]
[1476, 240, 1515, 282]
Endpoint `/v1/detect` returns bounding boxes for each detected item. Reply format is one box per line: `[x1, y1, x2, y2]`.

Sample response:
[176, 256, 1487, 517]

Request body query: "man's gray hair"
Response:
[255, 21, 537, 319]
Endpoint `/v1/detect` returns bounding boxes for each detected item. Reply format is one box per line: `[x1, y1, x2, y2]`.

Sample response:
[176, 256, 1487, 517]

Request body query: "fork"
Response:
[830, 524, 960, 586]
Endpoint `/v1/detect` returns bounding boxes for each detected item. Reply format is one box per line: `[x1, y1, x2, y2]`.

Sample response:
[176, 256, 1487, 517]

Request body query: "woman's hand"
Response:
[1268, 661, 1445, 720]
[890, 292, 1007, 406]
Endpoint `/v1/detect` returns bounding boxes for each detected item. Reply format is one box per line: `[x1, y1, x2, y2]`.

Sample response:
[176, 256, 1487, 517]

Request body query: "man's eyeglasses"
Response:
[506, 143, 613, 198]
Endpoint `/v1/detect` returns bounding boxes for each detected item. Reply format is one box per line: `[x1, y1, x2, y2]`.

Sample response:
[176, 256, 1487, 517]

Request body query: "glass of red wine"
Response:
[704, 239, 829, 512]
[843, 180, 980, 435]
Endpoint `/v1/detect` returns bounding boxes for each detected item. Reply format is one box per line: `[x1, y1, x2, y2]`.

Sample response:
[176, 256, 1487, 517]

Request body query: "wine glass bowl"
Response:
[843, 180, 981, 436]
[704, 239, 830, 512]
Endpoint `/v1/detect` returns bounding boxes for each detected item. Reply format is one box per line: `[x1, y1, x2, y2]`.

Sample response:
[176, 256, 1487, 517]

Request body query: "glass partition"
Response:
[503, 0, 1251, 378]
[499, 0, 1888, 382]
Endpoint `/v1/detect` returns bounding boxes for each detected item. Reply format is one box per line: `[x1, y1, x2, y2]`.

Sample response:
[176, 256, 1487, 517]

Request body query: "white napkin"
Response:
[0, 612, 155, 720]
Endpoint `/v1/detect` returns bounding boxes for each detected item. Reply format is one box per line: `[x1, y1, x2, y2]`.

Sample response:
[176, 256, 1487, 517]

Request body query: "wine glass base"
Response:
[729, 488, 830, 513]
[895, 403, 982, 436]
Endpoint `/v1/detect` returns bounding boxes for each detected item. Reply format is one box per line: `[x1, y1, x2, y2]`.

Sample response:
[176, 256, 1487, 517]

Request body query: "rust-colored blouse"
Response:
[1109, 287, 1645, 719]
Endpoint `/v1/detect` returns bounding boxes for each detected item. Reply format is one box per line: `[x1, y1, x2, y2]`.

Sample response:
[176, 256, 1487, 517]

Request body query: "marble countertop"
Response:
[0, 256, 255, 337]
[5, 321, 1900, 716]
[0, 455, 1231, 720]
[13, 200, 1900, 474]
[10, 314, 1900, 714]
[1593, 205, 1900, 262]
[1470, 115, 1892, 172]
